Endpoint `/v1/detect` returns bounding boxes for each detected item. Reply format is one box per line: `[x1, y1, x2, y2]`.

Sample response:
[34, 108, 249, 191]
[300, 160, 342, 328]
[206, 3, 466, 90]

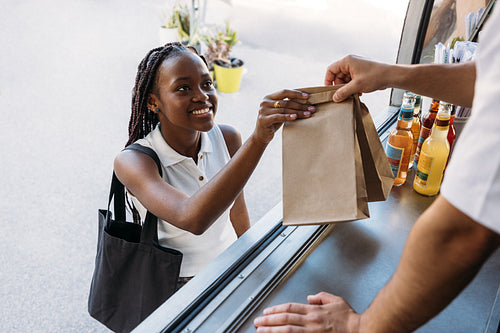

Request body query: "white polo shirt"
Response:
[441, 6, 500, 234]
[131, 124, 237, 277]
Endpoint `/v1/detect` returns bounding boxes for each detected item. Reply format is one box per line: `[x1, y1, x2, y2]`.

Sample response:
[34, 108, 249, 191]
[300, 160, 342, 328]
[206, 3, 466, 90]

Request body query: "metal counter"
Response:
[134, 167, 500, 333]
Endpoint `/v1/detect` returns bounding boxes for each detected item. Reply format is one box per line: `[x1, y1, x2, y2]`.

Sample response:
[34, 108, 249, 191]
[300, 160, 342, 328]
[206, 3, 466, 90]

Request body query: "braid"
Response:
[126, 45, 168, 146]
[125, 42, 208, 147]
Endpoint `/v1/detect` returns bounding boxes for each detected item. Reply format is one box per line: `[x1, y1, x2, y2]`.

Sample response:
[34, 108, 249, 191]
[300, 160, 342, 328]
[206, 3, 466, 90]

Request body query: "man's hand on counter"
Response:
[254, 291, 361, 332]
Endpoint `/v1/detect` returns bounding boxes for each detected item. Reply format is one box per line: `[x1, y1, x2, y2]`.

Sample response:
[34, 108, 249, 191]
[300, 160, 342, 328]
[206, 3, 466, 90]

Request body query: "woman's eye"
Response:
[204, 80, 214, 89]
[177, 85, 190, 92]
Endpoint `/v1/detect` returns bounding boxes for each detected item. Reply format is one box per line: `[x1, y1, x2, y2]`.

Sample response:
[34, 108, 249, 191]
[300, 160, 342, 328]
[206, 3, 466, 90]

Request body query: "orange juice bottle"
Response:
[386, 92, 415, 186]
[413, 102, 451, 196]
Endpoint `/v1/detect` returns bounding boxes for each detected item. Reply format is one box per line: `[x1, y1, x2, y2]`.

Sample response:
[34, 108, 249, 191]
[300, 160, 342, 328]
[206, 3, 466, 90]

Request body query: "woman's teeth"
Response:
[192, 108, 210, 115]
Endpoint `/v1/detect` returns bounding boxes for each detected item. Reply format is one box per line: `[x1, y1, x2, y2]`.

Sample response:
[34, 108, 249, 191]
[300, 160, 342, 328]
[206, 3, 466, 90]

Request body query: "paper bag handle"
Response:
[295, 85, 352, 105]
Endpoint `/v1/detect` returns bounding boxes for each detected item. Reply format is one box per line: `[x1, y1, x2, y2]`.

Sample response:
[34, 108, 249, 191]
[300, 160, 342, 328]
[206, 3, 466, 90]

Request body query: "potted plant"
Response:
[202, 21, 244, 93]
[158, 3, 200, 49]
[158, 3, 181, 45]
[174, 3, 191, 43]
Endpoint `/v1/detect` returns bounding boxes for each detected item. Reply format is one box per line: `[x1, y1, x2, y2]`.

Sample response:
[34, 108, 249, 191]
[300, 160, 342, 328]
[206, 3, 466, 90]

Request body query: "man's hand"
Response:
[324, 55, 392, 102]
[253, 292, 361, 332]
[325, 55, 476, 107]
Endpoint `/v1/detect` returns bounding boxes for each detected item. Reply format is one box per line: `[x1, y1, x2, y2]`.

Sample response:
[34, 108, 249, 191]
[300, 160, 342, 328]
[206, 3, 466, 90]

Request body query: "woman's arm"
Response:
[220, 124, 251, 237]
[115, 89, 315, 235]
[229, 193, 250, 237]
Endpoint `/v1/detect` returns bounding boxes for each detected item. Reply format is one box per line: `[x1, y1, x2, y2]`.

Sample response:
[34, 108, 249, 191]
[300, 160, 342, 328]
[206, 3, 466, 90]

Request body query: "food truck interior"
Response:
[133, 1, 500, 332]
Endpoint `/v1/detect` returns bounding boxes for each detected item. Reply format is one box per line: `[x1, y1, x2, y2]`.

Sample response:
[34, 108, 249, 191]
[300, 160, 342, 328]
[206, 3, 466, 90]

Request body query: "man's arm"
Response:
[325, 55, 476, 107]
[254, 195, 499, 332]
[389, 62, 476, 107]
[360, 195, 499, 332]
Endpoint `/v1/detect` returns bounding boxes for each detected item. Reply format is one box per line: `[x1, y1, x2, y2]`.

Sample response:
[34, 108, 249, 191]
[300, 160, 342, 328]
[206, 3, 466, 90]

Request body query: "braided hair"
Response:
[126, 42, 208, 147]
[125, 43, 208, 223]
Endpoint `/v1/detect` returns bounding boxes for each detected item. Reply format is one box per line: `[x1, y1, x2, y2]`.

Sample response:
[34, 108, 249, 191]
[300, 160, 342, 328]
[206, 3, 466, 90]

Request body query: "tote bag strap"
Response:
[104, 145, 161, 223]
[123, 143, 164, 245]
[124, 143, 163, 175]
[108, 173, 126, 222]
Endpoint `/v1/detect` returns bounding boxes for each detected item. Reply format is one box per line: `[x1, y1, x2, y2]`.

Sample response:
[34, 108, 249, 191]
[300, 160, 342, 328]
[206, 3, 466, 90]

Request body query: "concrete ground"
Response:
[0, 0, 406, 331]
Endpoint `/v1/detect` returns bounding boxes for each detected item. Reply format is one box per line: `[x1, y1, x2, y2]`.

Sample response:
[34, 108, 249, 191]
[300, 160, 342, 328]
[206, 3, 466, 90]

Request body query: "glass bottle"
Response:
[443, 105, 457, 172]
[414, 98, 440, 167]
[385, 92, 415, 186]
[447, 105, 456, 151]
[413, 102, 452, 196]
[408, 94, 422, 169]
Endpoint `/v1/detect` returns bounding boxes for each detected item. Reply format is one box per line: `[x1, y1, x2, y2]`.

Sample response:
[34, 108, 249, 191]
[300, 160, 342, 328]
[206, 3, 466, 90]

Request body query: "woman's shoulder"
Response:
[215, 124, 242, 157]
[114, 147, 157, 176]
[114, 137, 160, 188]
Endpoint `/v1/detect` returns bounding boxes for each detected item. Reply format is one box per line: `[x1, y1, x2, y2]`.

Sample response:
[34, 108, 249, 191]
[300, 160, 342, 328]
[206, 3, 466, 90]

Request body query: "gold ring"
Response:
[274, 101, 281, 109]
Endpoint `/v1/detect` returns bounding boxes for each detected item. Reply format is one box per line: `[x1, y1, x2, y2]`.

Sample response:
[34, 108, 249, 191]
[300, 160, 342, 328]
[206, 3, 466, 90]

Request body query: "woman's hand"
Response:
[253, 89, 316, 146]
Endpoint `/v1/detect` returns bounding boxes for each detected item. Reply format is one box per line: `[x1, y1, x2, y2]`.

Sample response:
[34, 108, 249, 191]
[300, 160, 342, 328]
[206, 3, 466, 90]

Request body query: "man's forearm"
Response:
[360, 195, 499, 333]
[388, 62, 476, 107]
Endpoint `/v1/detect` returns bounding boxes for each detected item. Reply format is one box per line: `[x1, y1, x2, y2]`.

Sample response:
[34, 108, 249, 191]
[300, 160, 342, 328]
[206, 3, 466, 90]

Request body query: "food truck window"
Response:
[419, 0, 492, 64]
[388, 0, 494, 116]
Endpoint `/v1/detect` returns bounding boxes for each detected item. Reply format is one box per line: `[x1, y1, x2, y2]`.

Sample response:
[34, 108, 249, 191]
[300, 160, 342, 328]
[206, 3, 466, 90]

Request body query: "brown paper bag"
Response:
[282, 85, 394, 226]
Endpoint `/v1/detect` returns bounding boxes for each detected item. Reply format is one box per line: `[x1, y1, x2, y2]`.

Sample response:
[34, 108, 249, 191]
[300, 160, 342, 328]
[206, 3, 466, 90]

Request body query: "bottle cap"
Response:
[415, 95, 421, 107]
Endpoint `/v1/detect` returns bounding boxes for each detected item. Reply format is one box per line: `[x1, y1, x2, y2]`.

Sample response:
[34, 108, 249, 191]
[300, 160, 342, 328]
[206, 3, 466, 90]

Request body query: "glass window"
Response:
[419, 0, 492, 64]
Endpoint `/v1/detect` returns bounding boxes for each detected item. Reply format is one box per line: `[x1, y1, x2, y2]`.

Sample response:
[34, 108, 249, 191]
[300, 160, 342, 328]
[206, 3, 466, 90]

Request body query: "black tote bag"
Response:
[88, 144, 183, 333]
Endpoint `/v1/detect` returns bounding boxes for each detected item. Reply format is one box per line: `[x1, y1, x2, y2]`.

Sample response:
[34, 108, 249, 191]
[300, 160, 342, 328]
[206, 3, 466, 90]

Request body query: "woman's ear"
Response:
[147, 94, 159, 113]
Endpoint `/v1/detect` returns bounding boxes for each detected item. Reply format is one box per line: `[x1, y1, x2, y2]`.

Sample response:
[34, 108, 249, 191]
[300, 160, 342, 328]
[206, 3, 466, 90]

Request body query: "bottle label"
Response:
[414, 126, 432, 162]
[414, 151, 434, 187]
[399, 107, 413, 121]
[386, 142, 404, 177]
[435, 118, 449, 127]
[418, 126, 432, 144]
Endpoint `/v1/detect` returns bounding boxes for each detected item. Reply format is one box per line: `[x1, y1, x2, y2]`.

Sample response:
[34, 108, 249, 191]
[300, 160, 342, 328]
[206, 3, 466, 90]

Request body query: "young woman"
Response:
[114, 42, 315, 288]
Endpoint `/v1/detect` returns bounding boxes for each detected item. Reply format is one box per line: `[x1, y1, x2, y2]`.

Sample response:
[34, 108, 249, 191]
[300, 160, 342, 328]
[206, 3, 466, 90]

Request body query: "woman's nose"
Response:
[193, 86, 209, 102]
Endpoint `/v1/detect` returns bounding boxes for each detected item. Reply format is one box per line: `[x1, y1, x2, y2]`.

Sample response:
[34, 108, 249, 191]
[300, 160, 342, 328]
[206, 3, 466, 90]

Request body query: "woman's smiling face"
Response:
[150, 50, 218, 134]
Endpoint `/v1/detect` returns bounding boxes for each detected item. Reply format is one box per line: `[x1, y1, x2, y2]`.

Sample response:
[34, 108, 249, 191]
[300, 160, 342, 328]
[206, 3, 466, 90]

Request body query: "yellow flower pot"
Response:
[214, 61, 244, 93]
